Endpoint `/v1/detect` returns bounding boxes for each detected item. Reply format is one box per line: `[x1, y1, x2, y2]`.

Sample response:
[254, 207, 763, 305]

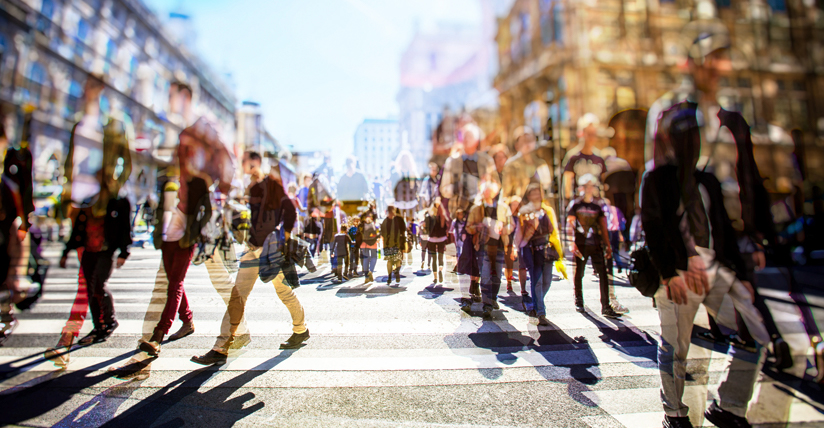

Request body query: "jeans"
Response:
[307, 238, 319, 257]
[212, 246, 306, 353]
[655, 246, 768, 418]
[80, 249, 117, 329]
[360, 247, 377, 272]
[521, 246, 553, 316]
[480, 247, 505, 307]
[573, 244, 609, 311]
[155, 241, 195, 335]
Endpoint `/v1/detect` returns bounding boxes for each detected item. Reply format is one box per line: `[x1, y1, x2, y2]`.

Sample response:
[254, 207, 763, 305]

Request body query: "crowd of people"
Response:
[0, 19, 821, 428]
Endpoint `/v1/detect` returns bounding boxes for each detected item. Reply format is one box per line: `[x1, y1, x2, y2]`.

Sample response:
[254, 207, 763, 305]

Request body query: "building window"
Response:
[540, 0, 553, 46]
[37, 0, 55, 33]
[767, 0, 786, 12]
[26, 62, 48, 106]
[553, 2, 564, 46]
[65, 80, 82, 119]
[715, 0, 731, 8]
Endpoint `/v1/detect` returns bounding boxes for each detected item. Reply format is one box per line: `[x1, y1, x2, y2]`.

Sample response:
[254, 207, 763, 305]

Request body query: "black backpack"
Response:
[627, 246, 660, 298]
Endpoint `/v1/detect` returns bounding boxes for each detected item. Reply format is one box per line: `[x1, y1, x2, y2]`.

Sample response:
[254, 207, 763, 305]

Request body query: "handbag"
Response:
[543, 244, 560, 262]
[628, 246, 660, 297]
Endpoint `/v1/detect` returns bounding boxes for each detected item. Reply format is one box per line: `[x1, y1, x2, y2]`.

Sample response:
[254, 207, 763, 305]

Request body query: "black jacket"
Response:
[65, 198, 133, 259]
[380, 216, 407, 249]
[641, 165, 746, 281]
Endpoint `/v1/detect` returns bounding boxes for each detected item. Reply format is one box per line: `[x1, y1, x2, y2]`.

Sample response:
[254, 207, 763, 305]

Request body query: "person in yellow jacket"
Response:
[512, 182, 566, 326]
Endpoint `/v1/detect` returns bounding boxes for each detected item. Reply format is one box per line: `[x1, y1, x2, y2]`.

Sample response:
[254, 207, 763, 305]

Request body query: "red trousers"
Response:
[155, 241, 195, 335]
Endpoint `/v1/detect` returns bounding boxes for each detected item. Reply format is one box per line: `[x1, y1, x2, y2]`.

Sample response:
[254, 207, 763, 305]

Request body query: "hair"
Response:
[340, 226, 347, 232]
[511, 126, 535, 148]
[577, 113, 600, 135]
[86, 73, 105, 89]
[461, 123, 482, 142]
[173, 81, 194, 98]
[245, 151, 262, 163]
[488, 144, 510, 160]
[394, 150, 418, 178]
[287, 182, 298, 194]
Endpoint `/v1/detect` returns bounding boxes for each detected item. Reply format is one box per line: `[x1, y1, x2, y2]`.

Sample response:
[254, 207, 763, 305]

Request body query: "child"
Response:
[347, 218, 361, 277]
[331, 226, 351, 282]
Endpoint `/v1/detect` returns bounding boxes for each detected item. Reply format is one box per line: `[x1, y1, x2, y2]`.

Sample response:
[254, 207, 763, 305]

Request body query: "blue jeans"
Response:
[480, 247, 505, 307]
[307, 238, 319, 257]
[361, 248, 377, 272]
[521, 246, 553, 316]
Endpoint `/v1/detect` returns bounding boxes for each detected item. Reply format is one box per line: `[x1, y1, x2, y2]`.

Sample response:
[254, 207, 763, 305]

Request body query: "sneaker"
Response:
[109, 357, 154, 380]
[662, 415, 694, 428]
[482, 305, 493, 319]
[538, 315, 550, 326]
[602, 308, 622, 319]
[78, 329, 101, 346]
[191, 350, 228, 366]
[0, 317, 18, 345]
[575, 305, 586, 313]
[169, 322, 195, 341]
[704, 400, 751, 428]
[611, 300, 629, 314]
[506, 282, 513, 292]
[460, 300, 473, 313]
[280, 329, 310, 349]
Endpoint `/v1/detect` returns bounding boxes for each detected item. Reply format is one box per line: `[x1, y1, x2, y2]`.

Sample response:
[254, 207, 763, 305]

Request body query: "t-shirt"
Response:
[567, 197, 606, 247]
[564, 153, 606, 186]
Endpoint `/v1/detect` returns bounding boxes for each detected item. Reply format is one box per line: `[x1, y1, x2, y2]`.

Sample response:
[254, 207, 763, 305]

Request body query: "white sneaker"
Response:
[611, 300, 629, 314]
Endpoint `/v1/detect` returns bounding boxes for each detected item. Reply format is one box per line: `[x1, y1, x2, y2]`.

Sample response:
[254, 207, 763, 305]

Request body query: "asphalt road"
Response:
[0, 244, 822, 427]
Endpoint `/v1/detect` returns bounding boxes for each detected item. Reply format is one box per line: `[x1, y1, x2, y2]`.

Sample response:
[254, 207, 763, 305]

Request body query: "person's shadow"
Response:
[98, 350, 296, 427]
[580, 311, 657, 369]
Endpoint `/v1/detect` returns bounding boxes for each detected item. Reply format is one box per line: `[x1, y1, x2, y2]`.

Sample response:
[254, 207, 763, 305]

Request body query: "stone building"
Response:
[0, 0, 236, 206]
[494, 0, 824, 193]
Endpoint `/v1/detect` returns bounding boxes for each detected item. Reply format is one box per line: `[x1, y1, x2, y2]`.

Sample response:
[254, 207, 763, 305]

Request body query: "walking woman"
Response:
[514, 183, 563, 326]
[426, 198, 449, 284]
[360, 212, 379, 284]
[380, 206, 406, 284]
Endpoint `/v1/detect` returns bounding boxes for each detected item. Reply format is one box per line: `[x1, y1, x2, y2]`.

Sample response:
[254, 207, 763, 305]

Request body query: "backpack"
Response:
[627, 246, 660, 298]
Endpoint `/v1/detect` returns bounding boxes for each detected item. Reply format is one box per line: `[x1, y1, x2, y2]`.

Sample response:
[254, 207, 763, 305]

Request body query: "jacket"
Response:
[67, 198, 133, 259]
[440, 151, 499, 215]
[380, 216, 407, 249]
[641, 165, 747, 282]
[466, 200, 512, 249]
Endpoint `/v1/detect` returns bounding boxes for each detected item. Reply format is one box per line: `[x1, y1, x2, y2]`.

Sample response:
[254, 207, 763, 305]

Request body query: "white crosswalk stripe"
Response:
[0, 245, 821, 427]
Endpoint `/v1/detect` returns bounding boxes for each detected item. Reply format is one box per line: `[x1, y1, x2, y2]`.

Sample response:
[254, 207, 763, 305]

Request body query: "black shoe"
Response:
[78, 329, 102, 346]
[191, 350, 228, 366]
[386, 272, 392, 285]
[663, 415, 693, 428]
[280, 330, 310, 349]
[602, 308, 622, 319]
[704, 400, 750, 428]
[528, 310, 537, 318]
[482, 305, 493, 319]
[772, 337, 792, 370]
[575, 305, 586, 313]
[109, 357, 155, 380]
[460, 300, 472, 313]
[538, 315, 550, 326]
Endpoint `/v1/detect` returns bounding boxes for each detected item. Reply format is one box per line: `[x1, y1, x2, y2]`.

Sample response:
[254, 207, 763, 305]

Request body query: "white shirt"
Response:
[162, 206, 186, 242]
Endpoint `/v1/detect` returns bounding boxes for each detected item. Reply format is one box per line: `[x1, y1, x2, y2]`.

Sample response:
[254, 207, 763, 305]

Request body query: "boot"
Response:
[139, 329, 164, 356]
[386, 270, 392, 285]
[438, 271, 443, 284]
[169, 321, 195, 341]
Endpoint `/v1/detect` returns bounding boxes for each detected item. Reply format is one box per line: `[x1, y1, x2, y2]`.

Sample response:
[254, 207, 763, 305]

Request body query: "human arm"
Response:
[563, 171, 575, 200]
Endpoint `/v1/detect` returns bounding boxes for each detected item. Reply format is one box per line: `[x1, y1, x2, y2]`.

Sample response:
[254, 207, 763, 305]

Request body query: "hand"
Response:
[570, 243, 583, 259]
[60, 255, 68, 269]
[509, 249, 518, 261]
[685, 256, 709, 296]
[740, 280, 756, 303]
[752, 251, 766, 271]
[604, 246, 613, 260]
[116, 257, 126, 268]
[665, 276, 689, 305]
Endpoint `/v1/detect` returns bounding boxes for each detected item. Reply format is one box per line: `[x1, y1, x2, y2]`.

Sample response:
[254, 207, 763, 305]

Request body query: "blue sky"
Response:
[144, 0, 482, 155]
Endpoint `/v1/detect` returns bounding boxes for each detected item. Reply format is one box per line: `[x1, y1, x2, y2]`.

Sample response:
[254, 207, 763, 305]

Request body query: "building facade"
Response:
[494, 0, 824, 190]
[353, 118, 399, 182]
[0, 0, 236, 205]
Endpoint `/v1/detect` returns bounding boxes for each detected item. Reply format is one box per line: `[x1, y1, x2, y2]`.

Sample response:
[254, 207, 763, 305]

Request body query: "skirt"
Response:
[383, 246, 403, 262]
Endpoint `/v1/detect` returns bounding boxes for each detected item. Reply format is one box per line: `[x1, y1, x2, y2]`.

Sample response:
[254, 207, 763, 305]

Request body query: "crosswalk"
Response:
[1, 245, 822, 427]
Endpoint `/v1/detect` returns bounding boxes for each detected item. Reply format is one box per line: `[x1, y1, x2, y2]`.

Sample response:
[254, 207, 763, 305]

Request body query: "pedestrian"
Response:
[360, 212, 379, 284]
[380, 205, 407, 285]
[567, 174, 621, 319]
[331, 226, 351, 282]
[563, 114, 606, 201]
[514, 183, 562, 326]
[643, 24, 777, 427]
[466, 180, 513, 319]
[604, 198, 629, 314]
[452, 209, 466, 271]
[419, 210, 430, 270]
[347, 217, 362, 277]
[53, 73, 133, 350]
[418, 162, 440, 209]
[303, 208, 323, 258]
[191, 159, 308, 366]
[426, 198, 449, 285]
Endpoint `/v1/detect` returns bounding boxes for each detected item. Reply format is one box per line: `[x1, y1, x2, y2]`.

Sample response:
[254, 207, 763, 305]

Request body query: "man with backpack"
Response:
[191, 152, 308, 366]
